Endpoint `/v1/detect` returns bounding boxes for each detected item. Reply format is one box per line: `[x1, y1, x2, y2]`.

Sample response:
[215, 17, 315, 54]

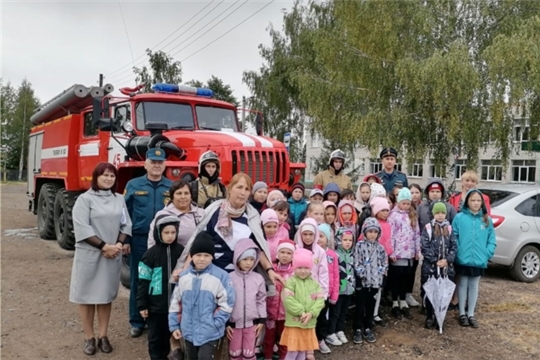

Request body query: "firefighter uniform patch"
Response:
[163, 197, 170, 205]
[134, 191, 148, 196]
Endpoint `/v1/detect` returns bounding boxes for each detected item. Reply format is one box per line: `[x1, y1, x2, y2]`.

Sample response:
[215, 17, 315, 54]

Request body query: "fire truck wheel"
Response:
[54, 189, 77, 250]
[121, 255, 131, 289]
[37, 183, 60, 240]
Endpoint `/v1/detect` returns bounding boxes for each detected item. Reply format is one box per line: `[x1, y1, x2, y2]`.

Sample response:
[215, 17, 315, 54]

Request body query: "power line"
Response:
[118, 2, 137, 83]
[108, 0, 245, 82]
[112, 0, 248, 86]
[180, 0, 276, 63]
[106, 0, 219, 78]
[115, 0, 277, 88]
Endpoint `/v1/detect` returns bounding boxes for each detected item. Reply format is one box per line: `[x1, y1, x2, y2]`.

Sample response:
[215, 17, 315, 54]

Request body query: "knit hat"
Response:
[323, 182, 340, 196]
[362, 217, 381, 237]
[292, 182, 305, 193]
[397, 188, 412, 203]
[300, 222, 317, 235]
[310, 188, 324, 198]
[252, 181, 268, 195]
[261, 209, 279, 225]
[238, 248, 257, 262]
[427, 182, 442, 192]
[318, 223, 334, 249]
[190, 231, 215, 257]
[267, 190, 286, 207]
[370, 197, 390, 216]
[432, 201, 447, 215]
[293, 248, 313, 270]
[369, 183, 387, 200]
[277, 239, 296, 254]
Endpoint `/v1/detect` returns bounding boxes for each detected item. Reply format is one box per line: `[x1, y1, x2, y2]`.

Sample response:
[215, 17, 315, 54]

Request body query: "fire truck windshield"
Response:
[196, 106, 238, 132]
[135, 101, 194, 130]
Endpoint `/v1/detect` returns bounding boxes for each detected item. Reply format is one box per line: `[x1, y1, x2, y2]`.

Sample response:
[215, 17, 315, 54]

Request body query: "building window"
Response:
[430, 161, 447, 178]
[370, 159, 382, 174]
[512, 160, 536, 183]
[481, 160, 502, 182]
[408, 161, 423, 178]
[312, 133, 320, 148]
[454, 159, 467, 180]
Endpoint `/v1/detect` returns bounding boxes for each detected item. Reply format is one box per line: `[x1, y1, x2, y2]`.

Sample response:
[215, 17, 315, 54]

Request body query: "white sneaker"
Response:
[325, 334, 342, 346]
[318, 340, 332, 353]
[406, 293, 420, 307]
[336, 331, 348, 344]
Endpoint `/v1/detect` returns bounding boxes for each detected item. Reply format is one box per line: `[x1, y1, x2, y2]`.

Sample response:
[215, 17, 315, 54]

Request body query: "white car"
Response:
[479, 184, 540, 282]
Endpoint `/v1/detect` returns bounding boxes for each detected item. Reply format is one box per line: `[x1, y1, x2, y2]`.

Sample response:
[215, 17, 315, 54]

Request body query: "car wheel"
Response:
[510, 245, 540, 283]
[121, 255, 131, 289]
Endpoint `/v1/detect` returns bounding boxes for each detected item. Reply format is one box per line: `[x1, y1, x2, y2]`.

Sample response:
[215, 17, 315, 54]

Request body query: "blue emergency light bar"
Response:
[152, 83, 214, 97]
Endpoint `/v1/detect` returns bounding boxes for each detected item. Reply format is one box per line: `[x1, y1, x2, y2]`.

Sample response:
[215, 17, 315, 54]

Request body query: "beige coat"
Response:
[313, 168, 352, 192]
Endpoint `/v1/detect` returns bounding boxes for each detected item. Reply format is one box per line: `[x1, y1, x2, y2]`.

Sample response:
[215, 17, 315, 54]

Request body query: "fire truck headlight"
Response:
[171, 168, 181, 177]
[294, 169, 302, 176]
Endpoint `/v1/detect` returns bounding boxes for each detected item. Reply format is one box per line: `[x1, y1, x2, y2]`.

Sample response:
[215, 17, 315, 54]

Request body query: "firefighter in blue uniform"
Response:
[124, 148, 172, 338]
[376, 147, 409, 193]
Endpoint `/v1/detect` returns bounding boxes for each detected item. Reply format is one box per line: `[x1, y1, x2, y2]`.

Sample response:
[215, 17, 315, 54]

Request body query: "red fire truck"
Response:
[27, 83, 305, 250]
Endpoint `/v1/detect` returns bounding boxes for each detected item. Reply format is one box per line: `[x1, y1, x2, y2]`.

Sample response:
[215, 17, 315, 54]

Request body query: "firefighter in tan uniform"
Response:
[191, 151, 226, 209]
[313, 149, 352, 192]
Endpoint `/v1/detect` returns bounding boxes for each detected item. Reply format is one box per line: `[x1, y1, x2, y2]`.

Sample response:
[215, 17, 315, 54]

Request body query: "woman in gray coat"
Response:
[70, 162, 132, 356]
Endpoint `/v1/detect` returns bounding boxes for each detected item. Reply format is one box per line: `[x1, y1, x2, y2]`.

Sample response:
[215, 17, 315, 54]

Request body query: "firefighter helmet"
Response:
[198, 151, 221, 174]
[327, 149, 346, 166]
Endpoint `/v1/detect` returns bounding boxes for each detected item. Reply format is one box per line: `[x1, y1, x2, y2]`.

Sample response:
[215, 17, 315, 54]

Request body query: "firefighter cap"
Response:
[379, 147, 398, 159]
[146, 148, 167, 161]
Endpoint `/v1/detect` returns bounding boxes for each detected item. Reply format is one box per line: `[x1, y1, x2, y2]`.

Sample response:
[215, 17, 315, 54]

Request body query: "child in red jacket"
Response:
[263, 240, 296, 360]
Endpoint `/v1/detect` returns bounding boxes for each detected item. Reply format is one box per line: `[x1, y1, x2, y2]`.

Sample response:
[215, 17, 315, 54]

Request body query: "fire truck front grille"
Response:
[232, 150, 286, 185]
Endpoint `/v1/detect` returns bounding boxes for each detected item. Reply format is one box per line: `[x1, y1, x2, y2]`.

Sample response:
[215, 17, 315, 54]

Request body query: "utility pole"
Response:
[99, 74, 104, 87]
[18, 101, 26, 181]
[241, 96, 246, 133]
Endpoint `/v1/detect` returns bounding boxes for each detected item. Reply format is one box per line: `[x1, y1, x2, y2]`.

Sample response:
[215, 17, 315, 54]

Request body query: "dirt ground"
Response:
[1, 183, 539, 360]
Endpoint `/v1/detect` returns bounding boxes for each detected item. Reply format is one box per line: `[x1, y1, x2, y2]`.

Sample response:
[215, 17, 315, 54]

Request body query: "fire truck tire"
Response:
[37, 183, 60, 240]
[54, 189, 77, 250]
[120, 255, 131, 289]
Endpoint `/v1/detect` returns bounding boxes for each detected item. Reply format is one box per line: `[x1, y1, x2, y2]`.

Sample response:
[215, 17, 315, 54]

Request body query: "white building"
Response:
[305, 113, 540, 191]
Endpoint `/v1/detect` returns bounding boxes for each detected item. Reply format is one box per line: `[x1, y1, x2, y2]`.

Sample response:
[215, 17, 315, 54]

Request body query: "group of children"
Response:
[137, 175, 496, 360]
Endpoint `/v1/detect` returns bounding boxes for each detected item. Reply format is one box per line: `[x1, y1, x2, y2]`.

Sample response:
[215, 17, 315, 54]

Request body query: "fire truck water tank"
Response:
[30, 84, 114, 125]
[125, 135, 184, 161]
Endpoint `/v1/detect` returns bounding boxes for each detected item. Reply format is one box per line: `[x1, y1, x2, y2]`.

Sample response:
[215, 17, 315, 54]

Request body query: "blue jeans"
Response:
[129, 235, 148, 329]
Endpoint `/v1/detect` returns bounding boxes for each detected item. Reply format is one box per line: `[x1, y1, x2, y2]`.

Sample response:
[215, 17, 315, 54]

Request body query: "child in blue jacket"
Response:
[452, 190, 496, 329]
[169, 231, 236, 359]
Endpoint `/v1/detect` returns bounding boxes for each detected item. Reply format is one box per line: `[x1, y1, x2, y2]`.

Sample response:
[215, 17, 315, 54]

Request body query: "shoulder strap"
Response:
[219, 182, 227, 197]
[190, 180, 199, 203]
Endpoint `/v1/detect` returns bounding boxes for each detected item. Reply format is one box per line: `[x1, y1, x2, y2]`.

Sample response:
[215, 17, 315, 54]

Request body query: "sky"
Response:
[2, 0, 293, 104]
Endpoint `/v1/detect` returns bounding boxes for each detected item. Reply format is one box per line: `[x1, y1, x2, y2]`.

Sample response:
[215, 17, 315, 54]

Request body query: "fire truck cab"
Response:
[27, 83, 305, 250]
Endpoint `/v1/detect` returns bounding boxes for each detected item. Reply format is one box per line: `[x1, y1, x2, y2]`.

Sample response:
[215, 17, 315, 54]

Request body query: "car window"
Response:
[479, 189, 519, 207]
[515, 195, 539, 217]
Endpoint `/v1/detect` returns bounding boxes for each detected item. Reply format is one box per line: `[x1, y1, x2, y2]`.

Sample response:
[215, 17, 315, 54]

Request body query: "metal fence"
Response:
[0, 169, 28, 182]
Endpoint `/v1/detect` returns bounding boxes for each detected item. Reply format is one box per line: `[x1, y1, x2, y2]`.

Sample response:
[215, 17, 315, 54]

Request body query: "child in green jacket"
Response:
[280, 248, 325, 360]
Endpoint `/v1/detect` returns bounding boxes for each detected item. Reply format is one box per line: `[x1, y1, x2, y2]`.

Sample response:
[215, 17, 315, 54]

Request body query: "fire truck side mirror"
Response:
[92, 97, 111, 126]
[97, 118, 114, 131]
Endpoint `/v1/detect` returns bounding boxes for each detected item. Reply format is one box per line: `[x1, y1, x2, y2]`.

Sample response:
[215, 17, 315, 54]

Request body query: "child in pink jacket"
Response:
[262, 209, 286, 261]
[227, 238, 267, 360]
[316, 223, 339, 352]
[263, 239, 296, 360]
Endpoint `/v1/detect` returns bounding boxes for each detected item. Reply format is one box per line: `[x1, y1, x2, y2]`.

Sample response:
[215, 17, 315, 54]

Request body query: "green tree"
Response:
[2, 79, 40, 176]
[246, 0, 540, 169]
[133, 49, 182, 93]
[186, 76, 238, 106]
[310, 138, 361, 184]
